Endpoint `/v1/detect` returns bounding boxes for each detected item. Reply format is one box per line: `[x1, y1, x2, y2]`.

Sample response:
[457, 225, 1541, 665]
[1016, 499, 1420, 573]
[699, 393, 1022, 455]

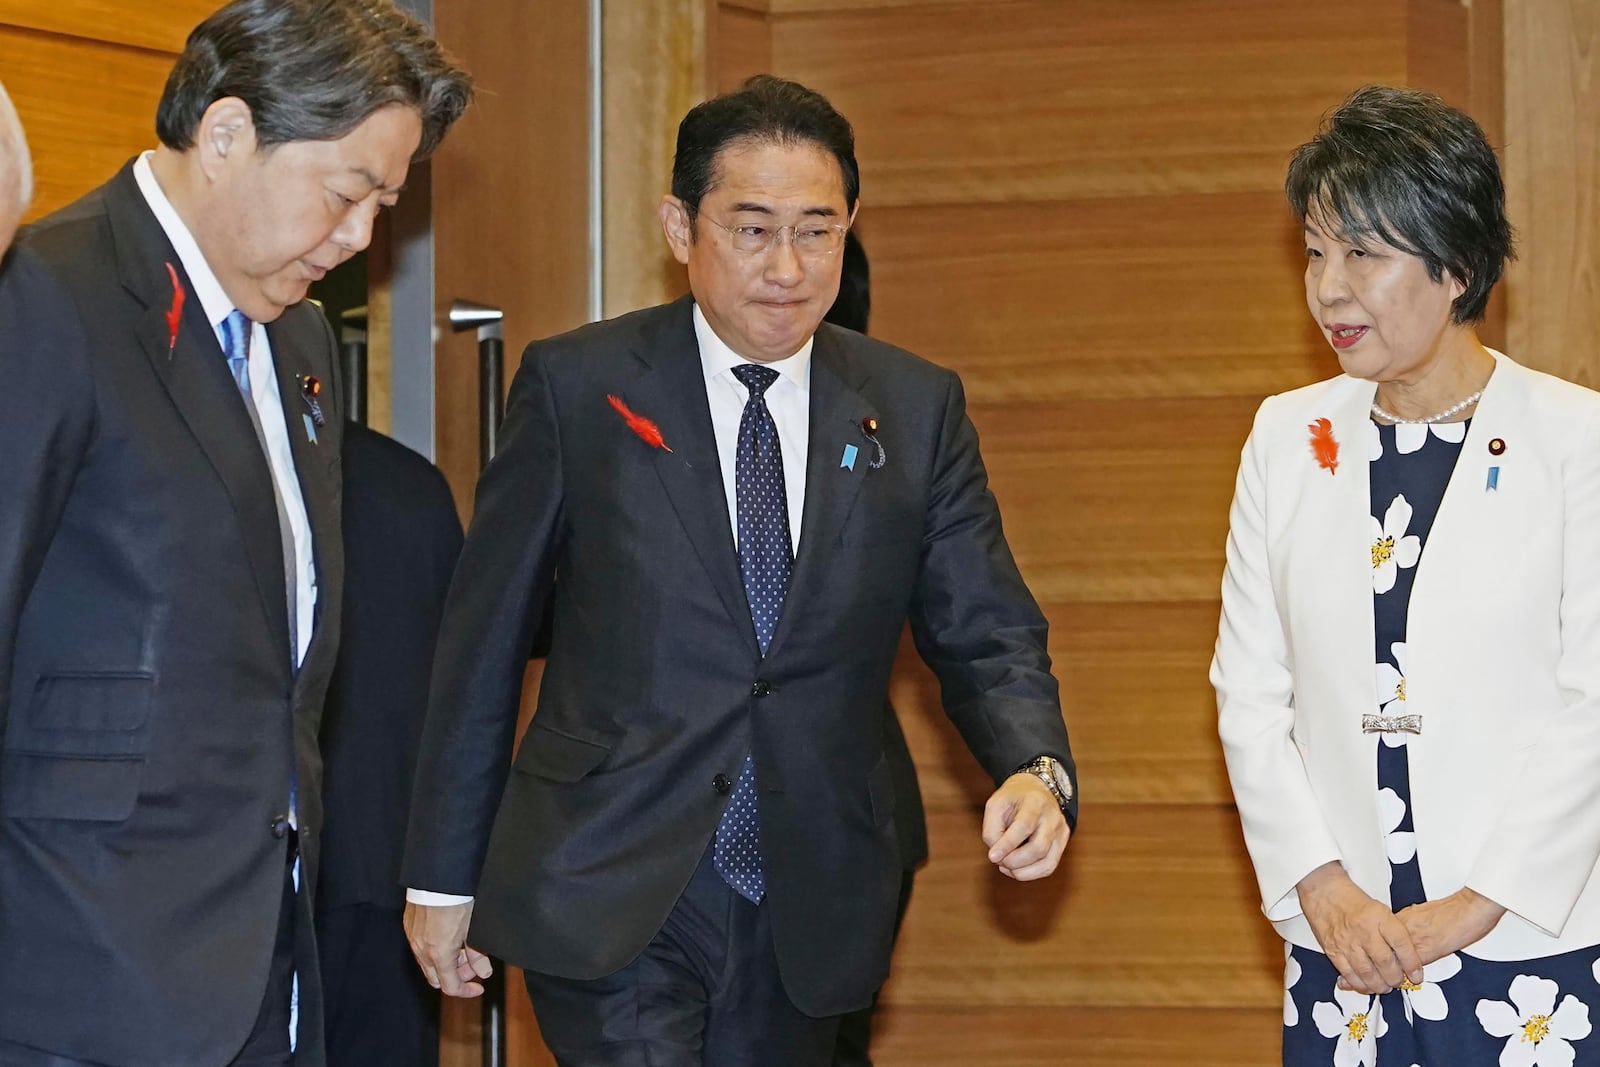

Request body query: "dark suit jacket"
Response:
[318, 422, 462, 914]
[403, 297, 1073, 1017]
[0, 163, 344, 1066]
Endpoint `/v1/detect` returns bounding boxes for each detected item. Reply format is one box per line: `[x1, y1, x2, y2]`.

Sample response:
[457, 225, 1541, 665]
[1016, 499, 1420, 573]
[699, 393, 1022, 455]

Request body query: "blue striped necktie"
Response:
[219, 309, 253, 398]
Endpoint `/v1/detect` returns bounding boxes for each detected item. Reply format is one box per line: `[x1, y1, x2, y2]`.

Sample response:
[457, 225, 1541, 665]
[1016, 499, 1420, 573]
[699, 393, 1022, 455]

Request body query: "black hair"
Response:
[824, 230, 871, 334]
[671, 74, 858, 225]
[1286, 84, 1514, 324]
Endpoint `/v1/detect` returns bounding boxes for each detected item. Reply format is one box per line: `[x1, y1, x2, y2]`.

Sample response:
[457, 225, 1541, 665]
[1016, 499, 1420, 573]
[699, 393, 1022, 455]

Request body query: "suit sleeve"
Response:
[1466, 409, 1600, 935]
[0, 249, 96, 809]
[904, 371, 1077, 826]
[401, 342, 564, 896]
[1211, 397, 1342, 922]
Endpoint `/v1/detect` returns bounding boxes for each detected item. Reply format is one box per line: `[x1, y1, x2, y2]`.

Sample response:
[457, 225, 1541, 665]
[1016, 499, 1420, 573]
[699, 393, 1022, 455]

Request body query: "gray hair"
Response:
[156, 0, 472, 161]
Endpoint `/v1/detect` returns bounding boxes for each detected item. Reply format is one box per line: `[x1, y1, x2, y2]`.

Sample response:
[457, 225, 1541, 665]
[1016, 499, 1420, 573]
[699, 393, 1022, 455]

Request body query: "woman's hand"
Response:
[1298, 861, 1423, 994]
[1397, 888, 1505, 965]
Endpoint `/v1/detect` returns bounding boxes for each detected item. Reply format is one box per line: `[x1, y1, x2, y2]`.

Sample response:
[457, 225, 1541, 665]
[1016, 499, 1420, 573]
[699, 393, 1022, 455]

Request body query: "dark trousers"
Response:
[524, 845, 841, 1067]
[0, 850, 299, 1067]
[316, 902, 439, 1067]
[830, 871, 915, 1067]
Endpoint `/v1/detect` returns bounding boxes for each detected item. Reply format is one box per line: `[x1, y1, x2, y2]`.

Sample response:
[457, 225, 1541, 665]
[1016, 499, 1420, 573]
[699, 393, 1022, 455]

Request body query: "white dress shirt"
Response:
[696, 303, 812, 554]
[407, 303, 815, 908]
[133, 153, 317, 669]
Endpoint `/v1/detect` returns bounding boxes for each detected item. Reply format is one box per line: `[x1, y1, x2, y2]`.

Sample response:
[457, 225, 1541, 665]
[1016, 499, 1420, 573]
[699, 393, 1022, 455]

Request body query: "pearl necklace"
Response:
[1370, 389, 1484, 425]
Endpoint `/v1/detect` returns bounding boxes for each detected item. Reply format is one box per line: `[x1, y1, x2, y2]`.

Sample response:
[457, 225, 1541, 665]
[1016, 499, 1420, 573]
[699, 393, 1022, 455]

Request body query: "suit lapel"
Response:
[266, 310, 340, 688]
[623, 300, 760, 657]
[767, 328, 874, 657]
[110, 167, 292, 668]
[1285, 379, 1378, 731]
[1408, 352, 1525, 636]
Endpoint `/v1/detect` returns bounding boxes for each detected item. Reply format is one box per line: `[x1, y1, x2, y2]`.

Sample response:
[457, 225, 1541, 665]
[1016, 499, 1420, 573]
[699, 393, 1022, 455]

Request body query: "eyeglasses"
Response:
[701, 216, 850, 258]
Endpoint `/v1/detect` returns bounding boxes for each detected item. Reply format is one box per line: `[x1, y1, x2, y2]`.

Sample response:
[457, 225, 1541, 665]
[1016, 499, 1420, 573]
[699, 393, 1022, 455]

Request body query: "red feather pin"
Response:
[607, 394, 672, 453]
[1308, 417, 1339, 475]
[163, 262, 186, 355]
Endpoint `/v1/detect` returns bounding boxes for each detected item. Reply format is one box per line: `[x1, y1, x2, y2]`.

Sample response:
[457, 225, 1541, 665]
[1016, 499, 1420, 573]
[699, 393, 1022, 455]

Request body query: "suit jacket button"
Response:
[270, 816, 290, 839]
[713, 774, 732, 795]
[751, 680, 771, 697]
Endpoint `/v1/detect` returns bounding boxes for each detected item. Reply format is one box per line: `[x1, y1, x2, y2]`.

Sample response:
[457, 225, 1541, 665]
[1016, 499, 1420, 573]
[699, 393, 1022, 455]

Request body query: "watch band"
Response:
[1017, 755, 1072, 814]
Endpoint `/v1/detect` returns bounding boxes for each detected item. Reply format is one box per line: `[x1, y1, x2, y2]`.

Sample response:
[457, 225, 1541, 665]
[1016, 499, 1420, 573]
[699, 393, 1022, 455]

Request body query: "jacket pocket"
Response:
[1, 752, 143, 821]
[513, 718, 614, 783]
[28, 672, 154, 732]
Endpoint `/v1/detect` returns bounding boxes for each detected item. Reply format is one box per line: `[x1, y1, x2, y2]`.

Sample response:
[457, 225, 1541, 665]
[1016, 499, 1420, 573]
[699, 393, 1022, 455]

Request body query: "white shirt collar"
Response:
[693, 302, 812, 392]
[132, 152, 236, 332]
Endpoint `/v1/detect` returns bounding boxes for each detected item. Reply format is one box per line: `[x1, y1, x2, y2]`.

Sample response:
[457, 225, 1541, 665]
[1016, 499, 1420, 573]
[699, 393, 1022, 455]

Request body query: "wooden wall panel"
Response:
[869, 1006, 1281, 1066]
[895, 599, 1236, 812]
[602, 0, 705, 317]
[970, 399, 1253, 604]
[770, 1, 1407, 208]
[863, 193, 1330, 405]
[0, 0, 215, 54]
[884, 808, 1279, 1006]
[1504, 0, 1600, 386]
[0, 26, 169, 219]
[712, 3, 771, 92]
[430, 0, 591, 514]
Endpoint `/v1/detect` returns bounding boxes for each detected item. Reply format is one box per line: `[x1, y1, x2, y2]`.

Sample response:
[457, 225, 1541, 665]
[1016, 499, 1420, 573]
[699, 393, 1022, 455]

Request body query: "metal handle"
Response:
[451, 299, 507, 468]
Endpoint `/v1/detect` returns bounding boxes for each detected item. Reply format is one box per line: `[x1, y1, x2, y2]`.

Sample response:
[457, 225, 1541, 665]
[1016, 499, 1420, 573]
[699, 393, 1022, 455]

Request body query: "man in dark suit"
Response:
[0, 3, 468, 1063]
[404, 76, 1076, 1066]
[316, 422, 463, 1067]
[822, 232, 927, 1067]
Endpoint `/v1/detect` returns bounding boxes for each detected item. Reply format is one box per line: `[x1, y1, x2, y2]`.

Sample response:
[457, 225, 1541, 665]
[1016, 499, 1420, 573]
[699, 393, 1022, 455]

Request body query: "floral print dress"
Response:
[1282, 419, 1600, 1067]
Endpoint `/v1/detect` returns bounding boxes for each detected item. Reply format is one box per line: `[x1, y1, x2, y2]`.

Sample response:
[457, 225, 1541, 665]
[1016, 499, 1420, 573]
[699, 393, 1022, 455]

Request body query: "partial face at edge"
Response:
[0, 83, 32, 254]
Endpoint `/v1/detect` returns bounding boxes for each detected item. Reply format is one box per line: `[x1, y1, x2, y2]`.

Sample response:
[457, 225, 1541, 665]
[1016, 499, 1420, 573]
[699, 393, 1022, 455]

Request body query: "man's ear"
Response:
[659, 195, 694, 266]
[195, 97, 257, 182]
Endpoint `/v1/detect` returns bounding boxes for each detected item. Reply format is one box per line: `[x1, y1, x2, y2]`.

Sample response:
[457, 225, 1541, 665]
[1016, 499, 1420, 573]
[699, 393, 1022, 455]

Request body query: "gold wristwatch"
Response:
[1017, 755, 1073, 815]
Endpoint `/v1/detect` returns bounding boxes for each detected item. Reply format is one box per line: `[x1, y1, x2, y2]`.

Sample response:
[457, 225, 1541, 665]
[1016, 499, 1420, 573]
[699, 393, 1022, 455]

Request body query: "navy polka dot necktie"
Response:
[714, 363, 793, 903]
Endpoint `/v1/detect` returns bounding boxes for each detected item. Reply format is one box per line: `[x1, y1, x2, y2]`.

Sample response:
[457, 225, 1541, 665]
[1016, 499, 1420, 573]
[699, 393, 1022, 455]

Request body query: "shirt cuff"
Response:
[406, 888, 475, 906]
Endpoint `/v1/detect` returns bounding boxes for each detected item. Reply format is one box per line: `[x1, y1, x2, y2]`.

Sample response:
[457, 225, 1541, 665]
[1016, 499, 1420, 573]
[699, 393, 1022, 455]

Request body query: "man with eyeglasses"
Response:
[403, 74, 1077, 1066]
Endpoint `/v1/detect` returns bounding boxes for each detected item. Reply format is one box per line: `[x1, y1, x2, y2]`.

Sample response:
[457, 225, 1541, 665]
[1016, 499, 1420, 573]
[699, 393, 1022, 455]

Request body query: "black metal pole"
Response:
[450, 300, 508, 1067]
[479, 332, 504, 467]
[339, 306, 369, 429]
[342, 340, 368, 427]
[477, 326, 506, 1067]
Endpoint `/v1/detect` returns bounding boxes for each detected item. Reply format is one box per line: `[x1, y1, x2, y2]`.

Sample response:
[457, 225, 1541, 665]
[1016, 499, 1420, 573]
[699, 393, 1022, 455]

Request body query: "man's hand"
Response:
[1397, 888, 1505, 966]
[404, 900, 494, 998]
[981, 772, 1070, 881]
[1298, 861, 1421, 995]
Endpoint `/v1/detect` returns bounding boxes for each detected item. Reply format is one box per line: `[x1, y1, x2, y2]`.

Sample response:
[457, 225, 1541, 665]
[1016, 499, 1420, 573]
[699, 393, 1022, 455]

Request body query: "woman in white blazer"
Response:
[1214, 85, 1600, 1066]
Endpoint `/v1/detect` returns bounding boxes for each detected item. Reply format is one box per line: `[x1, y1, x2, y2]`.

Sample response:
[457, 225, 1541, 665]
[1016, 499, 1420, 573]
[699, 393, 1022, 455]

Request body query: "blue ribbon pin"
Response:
[304, 413, 319, 444]
[1486, 466, 1499, 491]
[840, 443, 859, 471]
